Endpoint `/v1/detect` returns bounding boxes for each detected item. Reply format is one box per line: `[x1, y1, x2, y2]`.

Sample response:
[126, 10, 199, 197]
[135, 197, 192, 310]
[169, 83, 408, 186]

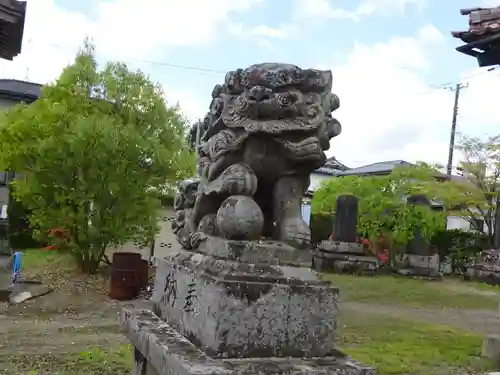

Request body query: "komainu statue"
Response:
[173, 63, 341, 250]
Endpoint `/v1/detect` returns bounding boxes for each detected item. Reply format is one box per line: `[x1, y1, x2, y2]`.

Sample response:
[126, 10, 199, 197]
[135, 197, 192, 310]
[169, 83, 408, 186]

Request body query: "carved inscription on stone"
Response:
[182, 280, 197, 313]
[163, 271, 177, 307]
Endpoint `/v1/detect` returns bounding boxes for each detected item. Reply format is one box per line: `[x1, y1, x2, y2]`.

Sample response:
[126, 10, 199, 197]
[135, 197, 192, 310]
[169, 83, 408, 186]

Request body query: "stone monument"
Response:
[121, 63, 376, 374]
[397, 194, 441, 279]
[313, 195, 378, 274]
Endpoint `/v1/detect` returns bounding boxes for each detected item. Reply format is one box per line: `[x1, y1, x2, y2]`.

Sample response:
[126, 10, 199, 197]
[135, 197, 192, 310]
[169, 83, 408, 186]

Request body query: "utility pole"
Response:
[446, 82, 468, 175]
[494, 191, 500, 249]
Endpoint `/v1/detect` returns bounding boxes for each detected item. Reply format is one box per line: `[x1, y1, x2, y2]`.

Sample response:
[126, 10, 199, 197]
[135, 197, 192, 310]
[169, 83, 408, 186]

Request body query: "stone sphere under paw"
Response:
[216, 195, 264, 240]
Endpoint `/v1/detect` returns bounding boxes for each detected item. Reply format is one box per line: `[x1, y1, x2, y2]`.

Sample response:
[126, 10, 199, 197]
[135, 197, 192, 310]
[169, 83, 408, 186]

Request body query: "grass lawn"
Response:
[339, 311, 494, 375]
[9, 251, 498, 374]
[323, 273, 499, 310]
[2, 345, 133, 375]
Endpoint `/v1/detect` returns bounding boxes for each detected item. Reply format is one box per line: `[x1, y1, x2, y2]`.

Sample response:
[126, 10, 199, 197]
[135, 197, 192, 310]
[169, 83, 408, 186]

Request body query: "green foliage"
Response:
[430, 229, 490, 271]
[312, 163, 450, 247]
[310, 213, 334, 244]
[7, 182, 44, 250]
[431, 229, 490, 256]
[0, 39, 191, 273]
[444, 134, 500, 245]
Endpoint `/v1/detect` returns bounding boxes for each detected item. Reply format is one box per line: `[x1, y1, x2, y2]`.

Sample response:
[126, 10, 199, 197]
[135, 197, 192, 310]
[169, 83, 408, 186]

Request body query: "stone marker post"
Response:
[313, 194, 378, 273]
[120, 63, 376, 375]
[333, 194, 358, 243]
[398, 194, 440, 279]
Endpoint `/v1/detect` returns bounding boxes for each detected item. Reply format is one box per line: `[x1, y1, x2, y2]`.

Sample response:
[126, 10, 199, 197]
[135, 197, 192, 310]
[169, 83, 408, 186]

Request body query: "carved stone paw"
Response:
[205, 163, 257, 196]
[278, 217, 311, 249]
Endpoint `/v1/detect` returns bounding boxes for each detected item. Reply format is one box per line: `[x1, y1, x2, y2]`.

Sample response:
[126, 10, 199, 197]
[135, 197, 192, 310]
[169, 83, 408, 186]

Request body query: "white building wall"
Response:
[308, 173, 332, 191]
[446, 216, 471, 231]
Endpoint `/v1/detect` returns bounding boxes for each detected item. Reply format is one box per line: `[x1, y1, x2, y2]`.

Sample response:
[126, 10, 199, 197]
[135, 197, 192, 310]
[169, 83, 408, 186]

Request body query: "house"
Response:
[305, 159, 478, 232]
[0, 79, 42, 216]
[308, 156, 350, 192]
[0, 0, 27, 61]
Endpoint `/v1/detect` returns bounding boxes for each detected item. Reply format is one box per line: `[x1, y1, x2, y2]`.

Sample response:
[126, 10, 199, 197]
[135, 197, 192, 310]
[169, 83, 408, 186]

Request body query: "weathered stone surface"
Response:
[406, 254, 439, 270]
[483, 334, 500, 361]
[313, 242, 378, 274]
[121, 63, 376, 374]
[217, 195, 264, 240]
[151, 251, 337, 358]
[197, 236, 311, 266]
[333, 195, 358, 243]
[317, 241, 364, 254]
[122, 307, 376, 375]
[173, 63, 342, 250]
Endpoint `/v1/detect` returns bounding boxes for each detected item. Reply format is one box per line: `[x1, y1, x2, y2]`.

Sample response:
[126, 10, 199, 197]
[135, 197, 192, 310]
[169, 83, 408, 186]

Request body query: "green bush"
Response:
[431, 229, 489, 272]
[310, 213, 334, 245]
[431, 229, 489, 257]
[7, 183, 43, 250]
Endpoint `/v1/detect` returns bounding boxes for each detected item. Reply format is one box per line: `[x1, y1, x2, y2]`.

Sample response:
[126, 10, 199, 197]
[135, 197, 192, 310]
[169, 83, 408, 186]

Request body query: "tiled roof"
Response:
[0, 0, 26, 60]
[336, 160, 413, 176]
[0, 79, 41, 101]
[452, 7, 500, 43]
[313, 156, 350, 175]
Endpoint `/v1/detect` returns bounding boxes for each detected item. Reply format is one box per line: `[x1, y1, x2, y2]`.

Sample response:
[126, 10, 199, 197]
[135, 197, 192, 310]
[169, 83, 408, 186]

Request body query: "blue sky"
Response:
[1, 0, 499, 169]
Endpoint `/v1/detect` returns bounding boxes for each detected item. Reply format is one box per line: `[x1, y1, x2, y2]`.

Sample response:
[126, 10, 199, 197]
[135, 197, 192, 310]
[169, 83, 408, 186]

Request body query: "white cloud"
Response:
[227, 23, 298, 48]
[164, 88, 206, 124]
[2, 1, 499, 173]
[93, 0, 263, 60]
[0, 0, 253, 122]
[0, 0, 260, 83]
[293, 0, 426, 22]
[325, 25, 500, 169]
[417, 24, 445, 44]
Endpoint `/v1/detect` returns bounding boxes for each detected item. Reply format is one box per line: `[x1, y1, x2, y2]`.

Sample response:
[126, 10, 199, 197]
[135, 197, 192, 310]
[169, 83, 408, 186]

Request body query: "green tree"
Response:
[446, 134, 500, 244]
[312, 163, 455, 248]
[0, 40, 191, 273]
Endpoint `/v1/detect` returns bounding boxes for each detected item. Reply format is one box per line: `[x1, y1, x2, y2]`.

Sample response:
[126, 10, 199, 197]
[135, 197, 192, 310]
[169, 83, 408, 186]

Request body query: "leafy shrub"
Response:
[7, 183, 44, 250]
[431, 229, 489, 258]
[310, 213, 334, 245]
[431, 228, 489, 272]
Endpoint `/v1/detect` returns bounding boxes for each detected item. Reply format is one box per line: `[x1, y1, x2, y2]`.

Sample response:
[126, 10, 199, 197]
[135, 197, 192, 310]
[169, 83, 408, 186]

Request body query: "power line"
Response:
[24, 40, 227, 75]
[21, 40, 500, 92]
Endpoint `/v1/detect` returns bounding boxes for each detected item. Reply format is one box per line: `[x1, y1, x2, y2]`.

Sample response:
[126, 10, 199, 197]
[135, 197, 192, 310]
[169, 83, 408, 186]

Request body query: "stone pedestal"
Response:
[121, 236, 376, 375]
[483, 334, 500, 363]
[397, 254, 442, 280]
[396, 195, 442, 280]
[313, 241, 378, 274]
[313, 195, 377, 274]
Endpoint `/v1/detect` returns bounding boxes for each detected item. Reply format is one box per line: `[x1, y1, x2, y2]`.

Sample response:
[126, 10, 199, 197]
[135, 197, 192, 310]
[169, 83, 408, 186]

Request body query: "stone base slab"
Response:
[397, 267, 442, 280]
[122, 307, 377, 375]
[317, 241, 365, 254]
[312, 253, 378, 274]
[197, 236, 312, 266]
[152, 250, 338, 358]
